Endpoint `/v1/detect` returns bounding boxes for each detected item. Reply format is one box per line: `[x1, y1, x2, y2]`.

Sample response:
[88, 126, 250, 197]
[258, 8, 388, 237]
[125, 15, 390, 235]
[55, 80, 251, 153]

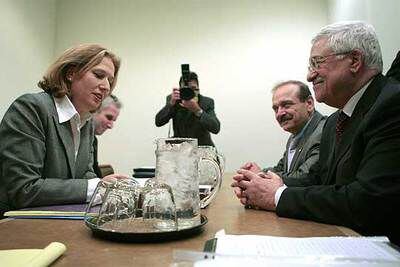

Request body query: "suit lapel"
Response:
[323, 113, 339, 184]
[284, 136, 292, 172]
[52, 116, 76, 178]
[289, 111, 323, 172]
[334, 110, 362, 160]
[288, 136, 299, 172]
[76, 121, 93, 170]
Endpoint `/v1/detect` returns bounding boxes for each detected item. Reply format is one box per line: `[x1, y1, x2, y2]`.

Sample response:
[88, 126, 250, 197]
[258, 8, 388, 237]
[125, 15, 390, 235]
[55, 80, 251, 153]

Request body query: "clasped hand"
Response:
[231, 165, 283, 211]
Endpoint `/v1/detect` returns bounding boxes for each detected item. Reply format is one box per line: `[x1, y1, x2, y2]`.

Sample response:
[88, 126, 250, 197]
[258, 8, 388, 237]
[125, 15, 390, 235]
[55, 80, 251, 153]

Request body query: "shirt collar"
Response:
[342, 79, 373, 117]
[53, 96, 92, 125]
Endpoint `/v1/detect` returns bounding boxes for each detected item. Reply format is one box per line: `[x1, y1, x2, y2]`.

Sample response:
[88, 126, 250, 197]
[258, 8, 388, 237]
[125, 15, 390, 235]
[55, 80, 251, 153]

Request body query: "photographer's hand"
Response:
[180, 99, 201, 113]
[169, 88, 180, 105]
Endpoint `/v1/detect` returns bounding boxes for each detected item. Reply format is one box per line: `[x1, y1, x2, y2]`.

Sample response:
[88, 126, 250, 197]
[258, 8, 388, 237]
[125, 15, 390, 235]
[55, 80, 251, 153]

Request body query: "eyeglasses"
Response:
[308, 51, 351, 72]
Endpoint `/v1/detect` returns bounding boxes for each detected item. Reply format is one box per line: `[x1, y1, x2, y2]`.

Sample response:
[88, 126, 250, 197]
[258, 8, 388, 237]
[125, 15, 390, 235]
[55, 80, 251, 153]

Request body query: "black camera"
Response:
[179, 64, 196, 101]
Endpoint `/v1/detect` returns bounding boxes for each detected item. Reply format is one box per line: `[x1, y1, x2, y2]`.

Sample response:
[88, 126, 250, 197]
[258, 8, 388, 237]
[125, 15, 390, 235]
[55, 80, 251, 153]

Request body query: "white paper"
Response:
[194, 257, 400, 267]
[215, 233, 400, 262]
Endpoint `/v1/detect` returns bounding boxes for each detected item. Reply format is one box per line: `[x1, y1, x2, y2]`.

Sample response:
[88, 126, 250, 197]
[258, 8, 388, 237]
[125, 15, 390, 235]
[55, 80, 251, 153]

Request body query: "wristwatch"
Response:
[195, 109, 203, 117]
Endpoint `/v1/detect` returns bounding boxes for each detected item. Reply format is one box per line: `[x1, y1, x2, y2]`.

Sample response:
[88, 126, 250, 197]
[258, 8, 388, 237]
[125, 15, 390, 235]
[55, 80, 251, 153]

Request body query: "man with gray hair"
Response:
[232, 21, 400, 245]
[93, 95, 122, 177]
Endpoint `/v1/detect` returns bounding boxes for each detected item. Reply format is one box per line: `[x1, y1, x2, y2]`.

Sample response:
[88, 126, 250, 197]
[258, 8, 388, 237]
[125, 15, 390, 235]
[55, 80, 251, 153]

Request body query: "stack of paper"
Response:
[4, 210, 86, 219]
[194, 230, 400, 266]
[0, 242, 66, 267]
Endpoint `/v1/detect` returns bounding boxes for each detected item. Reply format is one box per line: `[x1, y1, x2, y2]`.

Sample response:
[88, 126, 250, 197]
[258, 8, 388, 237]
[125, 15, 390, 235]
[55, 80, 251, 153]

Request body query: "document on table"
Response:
[214, 232, 400, 261]
[192, 229, 400, 266]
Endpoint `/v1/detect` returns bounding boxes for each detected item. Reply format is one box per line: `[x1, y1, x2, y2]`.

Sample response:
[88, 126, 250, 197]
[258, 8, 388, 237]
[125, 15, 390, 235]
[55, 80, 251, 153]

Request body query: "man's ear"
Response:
[306, 96, 314, 113]
[349, 49, 363, 73]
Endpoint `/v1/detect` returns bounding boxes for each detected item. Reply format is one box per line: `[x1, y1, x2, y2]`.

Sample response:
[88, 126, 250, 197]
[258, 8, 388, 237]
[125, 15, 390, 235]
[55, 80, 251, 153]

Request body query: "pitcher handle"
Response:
[199, 158, 222, 209]
[217, 152, 226, 175]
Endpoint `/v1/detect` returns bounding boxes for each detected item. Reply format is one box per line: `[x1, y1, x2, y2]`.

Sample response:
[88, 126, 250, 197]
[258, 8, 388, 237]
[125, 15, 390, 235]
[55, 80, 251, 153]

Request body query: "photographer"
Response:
[155, 71, 220, 146]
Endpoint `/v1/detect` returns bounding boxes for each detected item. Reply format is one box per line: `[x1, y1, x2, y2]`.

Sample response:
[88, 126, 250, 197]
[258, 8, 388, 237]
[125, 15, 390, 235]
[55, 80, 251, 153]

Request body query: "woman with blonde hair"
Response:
[0, 44, 127, 216]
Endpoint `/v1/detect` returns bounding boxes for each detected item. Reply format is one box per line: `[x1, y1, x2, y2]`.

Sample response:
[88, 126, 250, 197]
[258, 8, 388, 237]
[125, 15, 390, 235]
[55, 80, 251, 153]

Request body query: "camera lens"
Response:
[180, 86, 195, 100]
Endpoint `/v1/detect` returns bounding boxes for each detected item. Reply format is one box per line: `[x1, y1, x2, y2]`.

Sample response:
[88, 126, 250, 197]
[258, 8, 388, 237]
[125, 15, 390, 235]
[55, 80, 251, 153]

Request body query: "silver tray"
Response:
[85, 215, 207, 243]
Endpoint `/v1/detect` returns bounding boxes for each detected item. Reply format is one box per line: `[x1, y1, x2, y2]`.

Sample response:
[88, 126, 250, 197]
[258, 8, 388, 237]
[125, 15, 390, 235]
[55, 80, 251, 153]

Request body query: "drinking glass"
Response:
[142, 181, 177, 231]
[85, 178, 141, 232]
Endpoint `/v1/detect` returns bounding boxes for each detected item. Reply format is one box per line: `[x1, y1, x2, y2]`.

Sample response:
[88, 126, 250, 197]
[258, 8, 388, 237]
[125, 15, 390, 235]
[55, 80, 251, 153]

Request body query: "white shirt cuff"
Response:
[86, 178, 101, 202]
[274, 184, 288, 207]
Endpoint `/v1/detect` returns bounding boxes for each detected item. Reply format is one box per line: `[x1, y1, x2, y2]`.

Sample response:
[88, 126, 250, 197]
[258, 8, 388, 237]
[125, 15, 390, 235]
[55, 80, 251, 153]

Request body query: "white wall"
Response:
[328, 0, 400, 72]
[0, 0, 56, 116]
[54, 0, 330, 174]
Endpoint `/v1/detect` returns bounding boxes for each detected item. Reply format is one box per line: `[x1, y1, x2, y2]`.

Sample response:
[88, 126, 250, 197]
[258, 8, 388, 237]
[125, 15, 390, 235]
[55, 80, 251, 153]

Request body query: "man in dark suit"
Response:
[155, 72, 220, 146]
[232, 21, 400, 245]
[241, 80, 326, 180]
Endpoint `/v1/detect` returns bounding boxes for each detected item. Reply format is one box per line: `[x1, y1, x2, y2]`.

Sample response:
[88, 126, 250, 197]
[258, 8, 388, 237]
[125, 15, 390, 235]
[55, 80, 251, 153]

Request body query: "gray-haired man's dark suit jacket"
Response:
[277, 74, 400, 245]
[386, 50, 400, 81]
[266, 111, 326, 179]
[155, 94, 220, 146]
[0, 92, 96, 215]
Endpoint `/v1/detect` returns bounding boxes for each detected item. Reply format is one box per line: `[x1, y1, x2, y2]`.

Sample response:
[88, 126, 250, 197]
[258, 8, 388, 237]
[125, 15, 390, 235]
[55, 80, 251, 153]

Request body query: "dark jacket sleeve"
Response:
[263, 151, 286, 177]
[198, 98, 220, 134]
[282, 162, 322, 187]
[155, 95, 176, 127]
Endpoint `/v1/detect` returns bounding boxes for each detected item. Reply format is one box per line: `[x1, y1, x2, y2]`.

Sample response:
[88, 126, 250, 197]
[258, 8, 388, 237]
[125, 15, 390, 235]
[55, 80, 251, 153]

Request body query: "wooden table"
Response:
[0, 174, 358, 266]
